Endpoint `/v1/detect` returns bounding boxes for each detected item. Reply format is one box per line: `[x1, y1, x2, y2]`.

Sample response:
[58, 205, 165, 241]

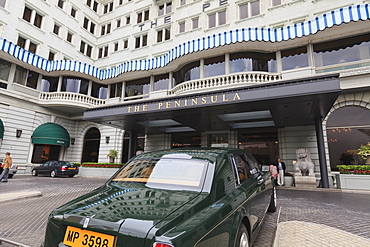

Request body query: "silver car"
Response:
[0, 159, 17, 178]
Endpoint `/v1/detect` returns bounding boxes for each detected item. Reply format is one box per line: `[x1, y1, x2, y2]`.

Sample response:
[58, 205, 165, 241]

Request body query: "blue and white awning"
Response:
[1, 4, 369, 80]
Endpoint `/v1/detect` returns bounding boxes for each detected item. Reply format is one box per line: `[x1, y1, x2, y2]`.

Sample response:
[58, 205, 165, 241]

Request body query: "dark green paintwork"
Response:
[43, 148, 274, 247]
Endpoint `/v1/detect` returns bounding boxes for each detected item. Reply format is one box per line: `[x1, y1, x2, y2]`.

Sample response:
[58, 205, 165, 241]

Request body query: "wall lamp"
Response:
[106, 136, 110, 144]
[70, 138, 75, 145]
[16, 129, 22, 138]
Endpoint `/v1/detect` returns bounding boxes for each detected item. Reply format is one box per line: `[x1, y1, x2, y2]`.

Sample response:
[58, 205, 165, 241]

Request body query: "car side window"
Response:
[232, 154, 251, 184]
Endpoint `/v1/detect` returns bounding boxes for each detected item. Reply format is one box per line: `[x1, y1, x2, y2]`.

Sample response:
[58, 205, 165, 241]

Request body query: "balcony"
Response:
[168, 71, 282, 95]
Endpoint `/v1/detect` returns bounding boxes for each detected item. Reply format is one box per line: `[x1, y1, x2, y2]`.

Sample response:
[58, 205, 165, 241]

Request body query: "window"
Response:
[41, 76, 58, 92]
[208, 10, 226, 28]
[57, 0, 64, 9]
[22, 6, 44, 29]
[192, 17, 199, 29]
[137, 10, 149, 23]
[180, 0, 186, 6]
[17, 36, 38, 54]
[83, 17, 96, 35]
[233, 154, 251, 184]
[281, 46, 308, 70]
[126, 15, 131, 24]
[272, 0, 281, 6]
[91, 82, 107, 99]
[53, 23, 60, 35]
[123, 39, 128, 49]
[173, 61, 200, 85]
[29, 41, 37, 53]
[67, 32, 73, 43]
[157, 27, 171, 43]
[313, 34, 370, 67]
[179, 22, 185, 33]
[26, 70, 39, 89]
[114, 42, 119, 52]
[80, 41, 93, 58]
[154, 74, 169, 91]
[17, 36, 26, 49]
[98, 45, 109, 59]
[34, 13, 43, 28]
[110, 82, 123, 98]
[158, 2, 172, 16]
[48, 51, 55, 61]
[61, 76, 89, 94]
[86, 0, 91, 7]
[103, 2, 113, 14]
[22, 6, 32, 22]
[14, 65, 27, 85]
[0, 0, 6, 8]
[116, 19, 121, 28]
[240, 1, 260, 19]
[93, 1, 98, 12]
[230, 52, 276, 73]
[126, 78, 150, 97]
[90, 22, 95, 34]
[0, 58, 11, 82]
[204, 56, 225, 77]
[71, 7, 77, 18]
[101, 23, 111, 36]
[135, 34, 148, 48]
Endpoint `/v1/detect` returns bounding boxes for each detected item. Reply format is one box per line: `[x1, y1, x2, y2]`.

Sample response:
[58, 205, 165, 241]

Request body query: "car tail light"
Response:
[61, 166, 67, 171]
[154, 243, 174, 247]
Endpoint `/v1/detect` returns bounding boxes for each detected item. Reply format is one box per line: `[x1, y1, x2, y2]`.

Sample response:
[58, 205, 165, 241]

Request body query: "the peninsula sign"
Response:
[126, 92, 241, 114]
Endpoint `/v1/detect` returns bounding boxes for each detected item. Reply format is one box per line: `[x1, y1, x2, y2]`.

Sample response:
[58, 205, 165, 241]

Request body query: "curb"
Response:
[0, 191, 42, 202]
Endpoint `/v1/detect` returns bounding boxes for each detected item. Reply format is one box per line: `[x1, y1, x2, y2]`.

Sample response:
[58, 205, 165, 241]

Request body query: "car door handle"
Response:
[258, 178, 264, 185]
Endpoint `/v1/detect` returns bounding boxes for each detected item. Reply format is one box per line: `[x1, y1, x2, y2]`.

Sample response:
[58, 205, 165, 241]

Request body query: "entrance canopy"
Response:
[0, 119, 4, 139]
[32, 123, 70, 146]
[84, 74, 341, 134]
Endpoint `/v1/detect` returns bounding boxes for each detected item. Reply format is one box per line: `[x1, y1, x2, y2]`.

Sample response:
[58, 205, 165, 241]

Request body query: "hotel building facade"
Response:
[1, 0, 370, 187]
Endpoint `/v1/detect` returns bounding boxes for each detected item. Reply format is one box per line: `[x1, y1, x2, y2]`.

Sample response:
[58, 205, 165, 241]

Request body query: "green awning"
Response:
[32, 123, 70, 146]
[0, 119, 4, 139]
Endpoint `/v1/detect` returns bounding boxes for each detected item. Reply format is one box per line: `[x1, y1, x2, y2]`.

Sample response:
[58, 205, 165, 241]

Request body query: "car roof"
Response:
[133, 147, 245, 163]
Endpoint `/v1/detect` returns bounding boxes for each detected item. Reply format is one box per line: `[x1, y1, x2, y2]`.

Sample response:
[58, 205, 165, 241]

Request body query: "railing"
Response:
[39, 92, 106, 106]
[168, 71, 282, 95]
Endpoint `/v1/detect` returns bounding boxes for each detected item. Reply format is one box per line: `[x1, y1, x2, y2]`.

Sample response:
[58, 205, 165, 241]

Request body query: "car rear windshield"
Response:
[111, 158, 210, 192]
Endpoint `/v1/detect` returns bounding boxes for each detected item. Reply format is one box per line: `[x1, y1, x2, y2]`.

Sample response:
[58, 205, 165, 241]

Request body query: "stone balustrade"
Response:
[39, 92, 106, 106]
[169, 71, 282, 95]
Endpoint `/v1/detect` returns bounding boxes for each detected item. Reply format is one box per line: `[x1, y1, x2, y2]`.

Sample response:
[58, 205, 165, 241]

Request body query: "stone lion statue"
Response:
[295, 148, 315, 176]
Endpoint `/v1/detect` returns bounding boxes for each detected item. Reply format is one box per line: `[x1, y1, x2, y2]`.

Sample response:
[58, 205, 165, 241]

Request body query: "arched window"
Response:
[82, 127, 101, 163]
[326, 106, 370, 170]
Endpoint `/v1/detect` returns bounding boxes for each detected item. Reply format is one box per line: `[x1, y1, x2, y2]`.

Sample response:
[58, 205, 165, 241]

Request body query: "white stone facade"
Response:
[0, 0, 370, 179]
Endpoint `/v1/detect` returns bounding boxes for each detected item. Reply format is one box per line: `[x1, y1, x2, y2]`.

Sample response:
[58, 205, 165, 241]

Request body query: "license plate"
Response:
[68, 167, 76, 170]
[63, 226, 116, 247]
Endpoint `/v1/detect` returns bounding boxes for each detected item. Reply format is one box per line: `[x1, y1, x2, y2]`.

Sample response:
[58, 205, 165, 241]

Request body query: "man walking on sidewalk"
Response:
[0, 152, 12, 183]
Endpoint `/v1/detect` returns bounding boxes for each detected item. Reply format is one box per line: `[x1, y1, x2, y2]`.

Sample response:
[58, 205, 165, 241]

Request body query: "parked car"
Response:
[42, 148, 276, 247]
[0, 160, 17, 178]
[32, 161, 79, 178]
[8, 164, 18, 178]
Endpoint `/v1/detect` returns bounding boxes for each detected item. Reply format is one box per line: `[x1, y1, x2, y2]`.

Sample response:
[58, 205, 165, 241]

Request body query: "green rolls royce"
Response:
[42, 148, 276, 247]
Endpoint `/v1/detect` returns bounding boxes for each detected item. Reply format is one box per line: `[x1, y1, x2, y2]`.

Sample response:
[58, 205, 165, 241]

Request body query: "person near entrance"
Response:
[275, 158, 286, 186]
[0, 152, 12, 183]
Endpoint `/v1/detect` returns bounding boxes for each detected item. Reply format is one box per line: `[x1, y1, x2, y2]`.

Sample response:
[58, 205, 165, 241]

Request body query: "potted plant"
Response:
[357, 143, 370, 164]
[107, 149, 118, 163]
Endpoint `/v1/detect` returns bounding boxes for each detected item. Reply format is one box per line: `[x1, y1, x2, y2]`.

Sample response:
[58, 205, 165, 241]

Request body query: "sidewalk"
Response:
[0, 191, 42, 202]
[274, 221, 370, 246]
